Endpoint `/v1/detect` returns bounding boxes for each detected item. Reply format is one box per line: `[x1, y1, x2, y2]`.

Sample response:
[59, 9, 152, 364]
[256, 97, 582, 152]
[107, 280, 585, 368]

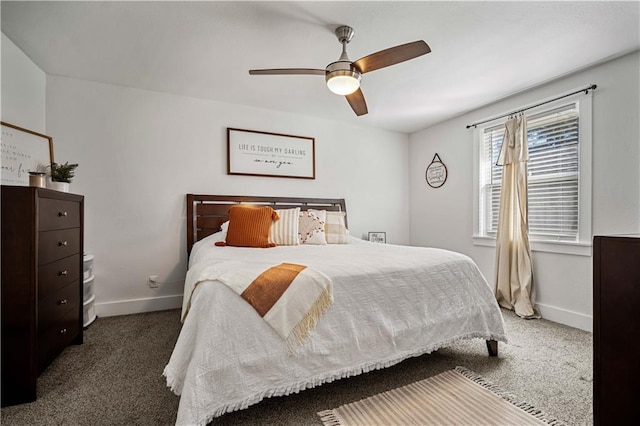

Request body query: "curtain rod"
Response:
[466, 84, 597, 129]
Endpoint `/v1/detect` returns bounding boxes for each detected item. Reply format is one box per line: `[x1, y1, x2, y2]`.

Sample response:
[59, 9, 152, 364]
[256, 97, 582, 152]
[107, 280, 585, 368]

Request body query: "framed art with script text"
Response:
[1, 121, 54, 186]
[227, 128, 315, 179]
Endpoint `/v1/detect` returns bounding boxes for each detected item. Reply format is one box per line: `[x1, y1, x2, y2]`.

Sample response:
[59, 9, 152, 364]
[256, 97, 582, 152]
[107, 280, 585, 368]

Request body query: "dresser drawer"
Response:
[38, 281, 79, 326]
[37, 308, 79, 374]
[38, 229, 80, 265]
[38, 198, 81, 231]
[38, 254, 80, 300]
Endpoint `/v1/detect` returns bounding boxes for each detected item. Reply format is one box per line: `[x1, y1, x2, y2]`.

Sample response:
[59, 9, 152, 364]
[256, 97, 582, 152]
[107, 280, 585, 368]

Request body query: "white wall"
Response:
[1, 33, 46, 132]
[409, 51, 640, 331]
[46, 76, 410, 316]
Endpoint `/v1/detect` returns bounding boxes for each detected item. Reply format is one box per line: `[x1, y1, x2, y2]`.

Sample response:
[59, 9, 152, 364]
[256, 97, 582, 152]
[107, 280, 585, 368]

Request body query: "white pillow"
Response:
[325, 211, 348, 244]
[269, 208, 300, 245]
[299, 209, 327, 245]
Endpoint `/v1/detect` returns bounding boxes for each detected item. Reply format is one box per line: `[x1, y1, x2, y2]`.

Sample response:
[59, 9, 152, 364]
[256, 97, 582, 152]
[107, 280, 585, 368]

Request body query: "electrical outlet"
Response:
[148, 275, 159, 288]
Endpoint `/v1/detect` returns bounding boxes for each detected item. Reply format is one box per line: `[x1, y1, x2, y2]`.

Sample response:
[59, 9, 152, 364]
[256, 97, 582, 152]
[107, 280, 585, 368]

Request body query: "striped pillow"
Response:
[224, 206, 279, 248]
[325, 211, 348, 244]
[269, 208, 300, 246]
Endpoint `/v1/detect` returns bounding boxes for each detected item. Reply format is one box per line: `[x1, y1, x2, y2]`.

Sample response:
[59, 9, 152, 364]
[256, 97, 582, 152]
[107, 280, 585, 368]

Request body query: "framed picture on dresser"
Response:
[1, 121, 54, 186]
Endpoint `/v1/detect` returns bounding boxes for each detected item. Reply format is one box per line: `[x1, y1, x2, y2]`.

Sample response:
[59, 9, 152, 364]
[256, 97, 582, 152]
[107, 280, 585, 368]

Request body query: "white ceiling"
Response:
[2, 1, 639, 133]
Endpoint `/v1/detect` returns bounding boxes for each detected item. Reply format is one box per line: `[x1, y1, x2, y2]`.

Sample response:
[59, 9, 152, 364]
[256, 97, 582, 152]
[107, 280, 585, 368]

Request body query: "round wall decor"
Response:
[425, 153, 447, 188]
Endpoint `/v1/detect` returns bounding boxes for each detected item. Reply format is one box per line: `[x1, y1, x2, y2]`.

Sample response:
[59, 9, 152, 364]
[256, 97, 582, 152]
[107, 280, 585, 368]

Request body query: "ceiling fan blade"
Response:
[346, 88, 368, 116]
[353, 40, 431, 74]
[249, 68, 326, 76]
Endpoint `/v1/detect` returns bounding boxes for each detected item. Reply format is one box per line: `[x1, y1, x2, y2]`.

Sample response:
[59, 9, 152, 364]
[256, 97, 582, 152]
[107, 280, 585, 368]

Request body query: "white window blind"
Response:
[480, 103, 579, 241]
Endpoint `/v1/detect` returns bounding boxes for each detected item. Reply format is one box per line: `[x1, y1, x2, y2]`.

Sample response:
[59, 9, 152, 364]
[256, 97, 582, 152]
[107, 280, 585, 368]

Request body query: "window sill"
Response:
[472, 235, 592, 256]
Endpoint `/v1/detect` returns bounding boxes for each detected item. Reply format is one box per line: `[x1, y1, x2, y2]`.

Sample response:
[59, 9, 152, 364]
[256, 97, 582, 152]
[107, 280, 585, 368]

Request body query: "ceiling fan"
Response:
[249, 26, 431, 117]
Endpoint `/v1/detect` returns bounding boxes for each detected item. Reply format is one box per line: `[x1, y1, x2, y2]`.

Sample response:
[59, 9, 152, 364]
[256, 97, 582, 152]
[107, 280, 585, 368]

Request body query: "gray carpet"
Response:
[1, 308, 592, 425]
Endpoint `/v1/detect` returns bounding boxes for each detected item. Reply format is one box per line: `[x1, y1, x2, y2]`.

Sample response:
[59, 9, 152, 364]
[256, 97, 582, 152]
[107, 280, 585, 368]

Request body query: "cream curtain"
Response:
[494, 115, 540, 319]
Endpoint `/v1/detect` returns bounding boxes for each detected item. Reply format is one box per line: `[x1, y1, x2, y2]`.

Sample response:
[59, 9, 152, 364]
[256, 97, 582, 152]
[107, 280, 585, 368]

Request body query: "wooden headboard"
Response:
[186, 194, 347, 254]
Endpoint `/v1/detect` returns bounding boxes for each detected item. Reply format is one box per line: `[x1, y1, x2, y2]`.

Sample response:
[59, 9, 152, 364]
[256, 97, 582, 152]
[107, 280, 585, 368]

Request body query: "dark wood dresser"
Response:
[1, 186, 84, 406]
[593, 235, 640, 425]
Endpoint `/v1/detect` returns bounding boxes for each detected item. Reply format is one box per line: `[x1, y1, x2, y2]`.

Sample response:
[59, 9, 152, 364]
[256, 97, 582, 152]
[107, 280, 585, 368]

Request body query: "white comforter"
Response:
[164, 235, 507, 425]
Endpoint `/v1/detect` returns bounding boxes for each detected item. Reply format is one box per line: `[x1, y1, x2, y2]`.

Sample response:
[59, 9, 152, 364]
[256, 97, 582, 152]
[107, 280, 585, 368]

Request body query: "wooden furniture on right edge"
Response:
[1, 186, 84, 407]
[593, 235, 640, 425]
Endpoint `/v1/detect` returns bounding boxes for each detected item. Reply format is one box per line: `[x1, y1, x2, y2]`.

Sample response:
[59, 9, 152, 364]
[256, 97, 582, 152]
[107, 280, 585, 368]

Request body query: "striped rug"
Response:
[318, 367, 566, 426]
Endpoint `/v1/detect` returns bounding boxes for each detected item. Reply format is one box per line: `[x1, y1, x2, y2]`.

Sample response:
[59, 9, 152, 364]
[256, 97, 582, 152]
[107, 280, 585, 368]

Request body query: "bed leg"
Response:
[486, 340, 498, 357]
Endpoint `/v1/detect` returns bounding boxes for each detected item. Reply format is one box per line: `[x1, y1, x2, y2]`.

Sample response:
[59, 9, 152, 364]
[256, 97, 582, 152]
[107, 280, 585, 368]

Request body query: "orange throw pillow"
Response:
[223, 205, 279, 248]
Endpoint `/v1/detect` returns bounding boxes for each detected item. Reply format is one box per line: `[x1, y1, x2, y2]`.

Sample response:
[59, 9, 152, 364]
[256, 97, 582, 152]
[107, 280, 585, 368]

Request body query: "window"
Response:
[473, 92, 592, 256]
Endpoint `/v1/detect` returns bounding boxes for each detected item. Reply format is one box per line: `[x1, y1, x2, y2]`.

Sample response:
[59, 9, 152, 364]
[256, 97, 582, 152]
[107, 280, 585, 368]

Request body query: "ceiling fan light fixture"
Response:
[326, 60, 361, 95]
[326, 72, 361, 95]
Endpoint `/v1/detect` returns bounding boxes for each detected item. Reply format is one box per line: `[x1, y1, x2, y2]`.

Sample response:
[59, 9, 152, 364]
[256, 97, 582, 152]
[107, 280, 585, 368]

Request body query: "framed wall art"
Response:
[1, 121, 54, 186]
[426, 153, 447, 188]
[227, 128, 315, 179]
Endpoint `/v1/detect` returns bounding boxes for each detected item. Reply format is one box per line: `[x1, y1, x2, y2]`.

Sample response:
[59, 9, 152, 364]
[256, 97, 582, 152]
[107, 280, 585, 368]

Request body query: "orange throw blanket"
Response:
[242, 263, 308, 316]
[183, 261, 333, 351]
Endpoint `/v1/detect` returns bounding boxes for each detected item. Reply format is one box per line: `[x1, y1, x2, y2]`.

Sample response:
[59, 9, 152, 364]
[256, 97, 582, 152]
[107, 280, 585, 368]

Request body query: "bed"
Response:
[164, 194, 507, 425]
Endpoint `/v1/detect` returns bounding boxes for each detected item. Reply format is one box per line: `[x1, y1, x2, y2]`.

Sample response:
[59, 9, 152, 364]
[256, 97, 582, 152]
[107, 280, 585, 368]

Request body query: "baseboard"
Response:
[95, 294, 183, 318]
[536, 302, 592, 332]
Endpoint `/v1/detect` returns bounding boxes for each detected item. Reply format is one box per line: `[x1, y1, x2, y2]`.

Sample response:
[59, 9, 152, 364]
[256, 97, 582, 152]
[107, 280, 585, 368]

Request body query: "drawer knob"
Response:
[58, 299, 68, 305]
[58, 211, 68, 217]
[59, 328, 68, 334]
[58, 241, 68, 247]
[58, 270, 68, 276]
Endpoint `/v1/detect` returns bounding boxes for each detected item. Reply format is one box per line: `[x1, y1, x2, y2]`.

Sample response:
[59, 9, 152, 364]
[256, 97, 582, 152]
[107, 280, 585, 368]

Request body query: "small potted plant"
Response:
[49, 161, 78, 192]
